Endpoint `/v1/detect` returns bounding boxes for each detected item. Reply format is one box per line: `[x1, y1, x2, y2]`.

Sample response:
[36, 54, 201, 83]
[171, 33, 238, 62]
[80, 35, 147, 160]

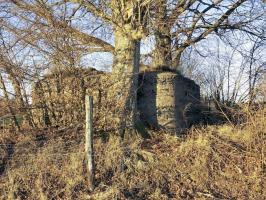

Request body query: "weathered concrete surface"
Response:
[137, 71, 200, 133]
[33, 69, 201, 133]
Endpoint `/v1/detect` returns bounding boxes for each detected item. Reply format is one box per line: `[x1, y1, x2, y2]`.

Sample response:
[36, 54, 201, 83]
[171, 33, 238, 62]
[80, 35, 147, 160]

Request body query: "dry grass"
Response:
[0, 107, 265, 199]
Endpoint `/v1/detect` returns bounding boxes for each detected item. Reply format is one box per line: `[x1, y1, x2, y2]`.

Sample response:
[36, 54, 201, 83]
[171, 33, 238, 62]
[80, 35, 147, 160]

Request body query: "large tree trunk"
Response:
[152, 0, 172, 70]
[172, 48, 182, 70]
[153, 29, 172, 70]
[110, 30, 141, 136]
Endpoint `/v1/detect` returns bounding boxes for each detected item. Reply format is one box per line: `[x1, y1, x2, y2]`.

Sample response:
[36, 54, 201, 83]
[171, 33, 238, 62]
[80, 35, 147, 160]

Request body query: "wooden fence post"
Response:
[85, 95, 95, 190]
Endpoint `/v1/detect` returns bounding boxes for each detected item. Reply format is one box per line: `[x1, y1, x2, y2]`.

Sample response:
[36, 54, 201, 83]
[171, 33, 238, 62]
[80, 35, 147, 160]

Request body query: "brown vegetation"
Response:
[0, 1, 265, 199]
[0, 106, 265, 199]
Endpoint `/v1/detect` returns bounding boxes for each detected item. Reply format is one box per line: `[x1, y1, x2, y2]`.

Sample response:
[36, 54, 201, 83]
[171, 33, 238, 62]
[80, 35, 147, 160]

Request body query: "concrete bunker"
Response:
[138, 71, 200, 132]
[32, 68, 201, 133]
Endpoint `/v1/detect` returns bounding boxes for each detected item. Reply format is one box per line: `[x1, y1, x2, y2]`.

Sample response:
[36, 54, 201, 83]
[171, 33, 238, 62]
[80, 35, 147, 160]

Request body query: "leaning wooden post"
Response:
[85, 95, 95, 190]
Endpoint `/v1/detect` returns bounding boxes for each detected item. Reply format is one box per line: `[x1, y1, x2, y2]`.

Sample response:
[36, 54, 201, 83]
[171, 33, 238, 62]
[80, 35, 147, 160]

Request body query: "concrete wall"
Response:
[32, 69, 201, 133]
[137, 71, 200, 133]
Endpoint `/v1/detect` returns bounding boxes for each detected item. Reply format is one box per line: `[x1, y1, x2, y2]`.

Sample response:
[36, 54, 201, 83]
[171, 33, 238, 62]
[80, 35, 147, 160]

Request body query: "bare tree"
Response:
[0, 73, 20, 129]
[0, 33, 36, 127]
[2, 0, 153, 133]
[181, 35, 265, 107]
[0, 0, 265, 131]
[150, 0, 265, 70]
[246, 39, 266, 105]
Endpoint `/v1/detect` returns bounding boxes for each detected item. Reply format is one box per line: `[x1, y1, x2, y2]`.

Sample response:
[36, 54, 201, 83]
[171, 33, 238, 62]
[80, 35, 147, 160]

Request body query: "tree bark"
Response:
[152, 0, 172, 70]
[110, 30, 141, 136]
[172, 49, 182, 70]
[153, 29, 172, 70]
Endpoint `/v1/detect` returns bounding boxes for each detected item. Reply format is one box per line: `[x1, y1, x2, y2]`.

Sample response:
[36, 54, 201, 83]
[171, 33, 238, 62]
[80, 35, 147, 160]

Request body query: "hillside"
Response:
[1, 1, 265, 199]
[0, 107, 265, 199]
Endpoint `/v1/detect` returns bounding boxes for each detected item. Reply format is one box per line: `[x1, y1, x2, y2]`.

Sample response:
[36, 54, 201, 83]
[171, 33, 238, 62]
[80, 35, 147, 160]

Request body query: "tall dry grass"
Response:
[0, 106, 265, 199]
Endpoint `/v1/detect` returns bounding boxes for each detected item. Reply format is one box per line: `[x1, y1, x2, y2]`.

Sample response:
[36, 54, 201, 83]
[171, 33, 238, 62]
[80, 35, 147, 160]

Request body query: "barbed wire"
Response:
[0, 145, 153, 175]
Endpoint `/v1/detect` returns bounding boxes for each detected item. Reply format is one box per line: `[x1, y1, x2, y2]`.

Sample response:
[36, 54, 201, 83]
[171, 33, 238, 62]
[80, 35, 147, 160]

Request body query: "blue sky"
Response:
[0, 0, 265, 102]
